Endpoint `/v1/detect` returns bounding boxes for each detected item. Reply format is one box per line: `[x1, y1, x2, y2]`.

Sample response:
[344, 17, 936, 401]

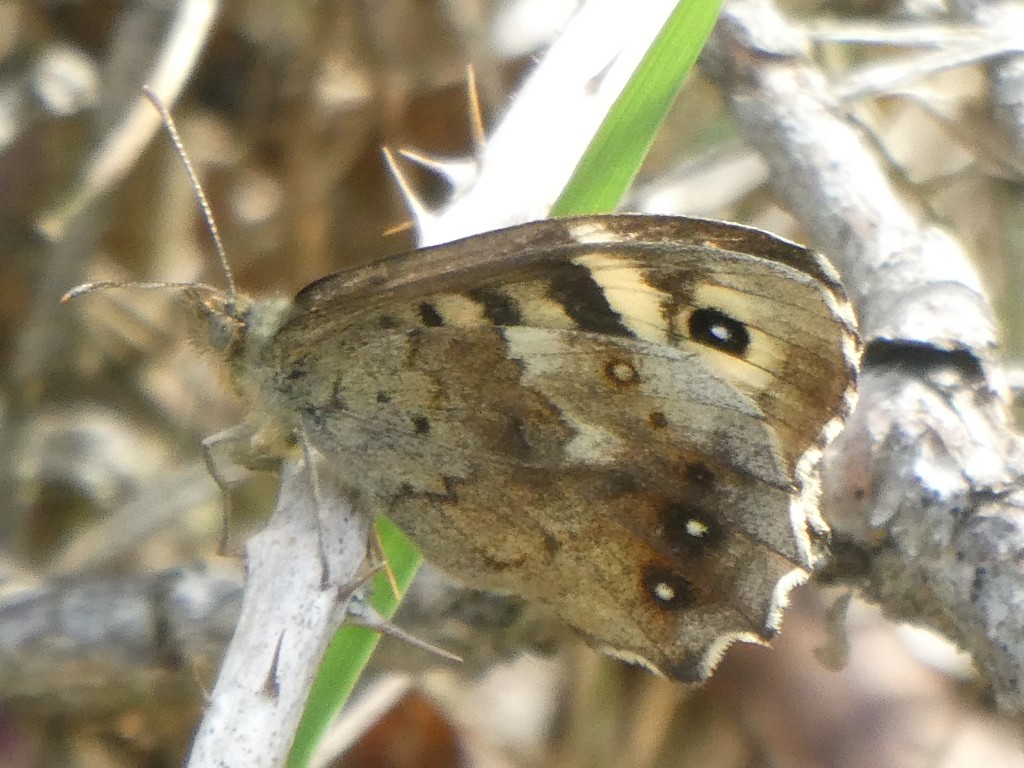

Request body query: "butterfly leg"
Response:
[202, 423, 281, 555]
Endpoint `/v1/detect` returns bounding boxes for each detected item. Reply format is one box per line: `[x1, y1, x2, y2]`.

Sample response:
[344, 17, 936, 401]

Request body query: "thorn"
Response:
[381, 146, 435, 235]
[396, 147, 478, 192]
[381, 219, 414, 238]
[262, 632, 285, 699]
[465, 64, 486, 153]
[347, 597, 463, 664]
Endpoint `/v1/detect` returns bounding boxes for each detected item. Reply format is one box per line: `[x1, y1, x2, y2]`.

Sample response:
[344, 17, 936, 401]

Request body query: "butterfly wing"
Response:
[267, 215, 858, 678]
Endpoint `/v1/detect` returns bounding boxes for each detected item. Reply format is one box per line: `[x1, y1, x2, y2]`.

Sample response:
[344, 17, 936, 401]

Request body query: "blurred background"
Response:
[1, 1, 1023, 766]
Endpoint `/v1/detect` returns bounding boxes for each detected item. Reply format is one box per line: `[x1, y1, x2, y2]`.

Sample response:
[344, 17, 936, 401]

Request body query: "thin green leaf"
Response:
[552, 0, 724, 216]
[287, 519, 420, 767]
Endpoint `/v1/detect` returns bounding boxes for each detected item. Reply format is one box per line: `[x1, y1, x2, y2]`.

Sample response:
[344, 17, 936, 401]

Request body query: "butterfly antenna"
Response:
[142, 85, 237, 299]
[61, 280, 223, 303]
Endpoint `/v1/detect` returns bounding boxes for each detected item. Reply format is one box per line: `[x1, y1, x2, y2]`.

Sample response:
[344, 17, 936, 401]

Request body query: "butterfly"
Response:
[110, 212, 857, 681]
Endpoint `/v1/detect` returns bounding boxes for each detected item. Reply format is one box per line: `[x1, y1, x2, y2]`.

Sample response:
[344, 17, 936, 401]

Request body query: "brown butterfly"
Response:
[69, 210, 857, 680]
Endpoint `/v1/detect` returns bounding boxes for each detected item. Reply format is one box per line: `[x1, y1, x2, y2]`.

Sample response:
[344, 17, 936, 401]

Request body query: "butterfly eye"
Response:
[688, 308, 750, 356]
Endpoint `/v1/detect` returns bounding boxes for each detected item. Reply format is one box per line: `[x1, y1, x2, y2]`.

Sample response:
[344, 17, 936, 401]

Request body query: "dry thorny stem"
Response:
[4, 0, 1024, 764]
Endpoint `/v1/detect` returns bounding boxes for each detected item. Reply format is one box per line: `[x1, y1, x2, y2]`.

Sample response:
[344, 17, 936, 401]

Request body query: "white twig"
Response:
[186, 457, 370, 768]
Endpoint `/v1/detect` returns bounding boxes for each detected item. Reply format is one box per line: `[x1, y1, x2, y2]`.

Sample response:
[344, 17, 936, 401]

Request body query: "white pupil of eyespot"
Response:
[685, 520, 709, 538]
[654, 582, 675, 602]
[710, 324, 730, 342]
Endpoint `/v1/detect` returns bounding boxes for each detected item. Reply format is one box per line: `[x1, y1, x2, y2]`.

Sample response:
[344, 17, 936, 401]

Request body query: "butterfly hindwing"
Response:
[263, 215, 858, 678]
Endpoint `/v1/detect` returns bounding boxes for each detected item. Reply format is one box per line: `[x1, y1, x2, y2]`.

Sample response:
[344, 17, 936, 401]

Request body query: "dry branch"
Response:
[705, 0, 1024, 713]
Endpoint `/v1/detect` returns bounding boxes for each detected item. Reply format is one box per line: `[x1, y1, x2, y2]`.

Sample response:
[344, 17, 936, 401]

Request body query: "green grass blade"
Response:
[287, 519, 420, 767]
[552, 0, 724, 216]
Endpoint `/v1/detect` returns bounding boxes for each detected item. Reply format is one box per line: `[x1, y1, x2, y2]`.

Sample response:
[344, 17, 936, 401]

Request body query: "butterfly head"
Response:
[180, 285, 293, 384]
[180, 284, 253, 356]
